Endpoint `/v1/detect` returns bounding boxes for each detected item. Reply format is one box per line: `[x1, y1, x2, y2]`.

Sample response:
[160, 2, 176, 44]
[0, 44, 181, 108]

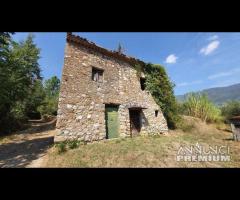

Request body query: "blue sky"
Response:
[12, 32, 240, 95]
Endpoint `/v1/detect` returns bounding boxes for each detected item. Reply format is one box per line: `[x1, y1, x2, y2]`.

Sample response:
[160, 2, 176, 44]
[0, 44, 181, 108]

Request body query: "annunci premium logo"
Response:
[176, 142, 231, 162]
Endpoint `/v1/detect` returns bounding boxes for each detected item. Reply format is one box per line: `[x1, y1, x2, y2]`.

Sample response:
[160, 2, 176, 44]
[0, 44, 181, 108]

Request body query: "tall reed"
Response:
[182, 93, 222, 123]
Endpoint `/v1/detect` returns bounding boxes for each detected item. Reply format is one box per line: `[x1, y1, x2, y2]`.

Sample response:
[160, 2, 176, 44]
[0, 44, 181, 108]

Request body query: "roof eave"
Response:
[66, 32, 146, 67]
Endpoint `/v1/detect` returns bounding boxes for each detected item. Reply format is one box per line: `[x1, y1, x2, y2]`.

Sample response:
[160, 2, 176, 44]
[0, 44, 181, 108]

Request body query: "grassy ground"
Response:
[44, 117, 240, 168]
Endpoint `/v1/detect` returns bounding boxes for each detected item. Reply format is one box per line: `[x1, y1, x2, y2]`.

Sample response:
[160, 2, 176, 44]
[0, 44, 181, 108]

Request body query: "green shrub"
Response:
[221, 100, 240, 121]
[68, 140, 80, 149]
[55, 142, 67, 154]
[37, 76, 60, 117]
[139, 63, 180, 129]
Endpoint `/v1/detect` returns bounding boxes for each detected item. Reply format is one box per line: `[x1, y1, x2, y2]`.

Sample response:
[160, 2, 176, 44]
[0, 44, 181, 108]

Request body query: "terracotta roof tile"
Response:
[66, 32, 145, 66]
[230, 116, 240, 120]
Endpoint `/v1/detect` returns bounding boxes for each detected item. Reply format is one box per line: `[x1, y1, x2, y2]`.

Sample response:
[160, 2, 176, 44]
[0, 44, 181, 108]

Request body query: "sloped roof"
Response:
[229, 116, 240, 125]
[231, 116, 240, 120]
[66, 32, 145, 66]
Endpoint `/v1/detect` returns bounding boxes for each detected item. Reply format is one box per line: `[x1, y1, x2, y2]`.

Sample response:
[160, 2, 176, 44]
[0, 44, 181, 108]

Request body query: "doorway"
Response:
[129, 109, 142, 137]
[105, 105, 119, 139]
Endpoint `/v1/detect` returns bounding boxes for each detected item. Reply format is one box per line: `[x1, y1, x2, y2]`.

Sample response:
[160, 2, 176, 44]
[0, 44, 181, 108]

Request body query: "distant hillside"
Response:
[177, 83, 240, 105]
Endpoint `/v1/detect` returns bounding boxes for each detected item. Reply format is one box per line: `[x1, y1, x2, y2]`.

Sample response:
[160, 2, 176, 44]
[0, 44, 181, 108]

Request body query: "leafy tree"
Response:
[0, 32, 18, 133]
[221, 100, 240, 121]
[25, 79, 46, 119]
[38, 76, 60, 116]
[0, 33, 42, 133]
[0, 32, 13, 46]
[142, 63, 180, 129]
[0, 33, 60, 134]
[44, 76, 60, 97]
[0, 32, 13, 108]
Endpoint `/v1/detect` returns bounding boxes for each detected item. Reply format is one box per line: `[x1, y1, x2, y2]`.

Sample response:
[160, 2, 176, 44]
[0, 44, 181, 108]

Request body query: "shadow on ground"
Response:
[0, 136, 54, 168]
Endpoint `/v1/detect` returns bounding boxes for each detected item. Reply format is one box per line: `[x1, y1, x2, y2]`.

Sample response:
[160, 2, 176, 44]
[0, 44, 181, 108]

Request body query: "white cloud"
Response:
[208, 35, 219, 41]
[165, 54, 178, 64]
[177, 80, 203, 87]
[208, 72, 232, 80]
[208, 68, 240, 80]
[200, 40, 220, 55]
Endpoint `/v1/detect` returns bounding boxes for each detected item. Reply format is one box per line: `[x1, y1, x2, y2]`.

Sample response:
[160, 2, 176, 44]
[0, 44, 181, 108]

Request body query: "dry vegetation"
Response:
[0, 116, 239, 168]
[43, 116, 240, 168]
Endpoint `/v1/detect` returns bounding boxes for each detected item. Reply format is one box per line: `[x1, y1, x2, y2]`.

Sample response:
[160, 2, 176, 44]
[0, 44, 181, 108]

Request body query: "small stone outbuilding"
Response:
[55, 33, 168, 142]
[229, 116, 240, 141]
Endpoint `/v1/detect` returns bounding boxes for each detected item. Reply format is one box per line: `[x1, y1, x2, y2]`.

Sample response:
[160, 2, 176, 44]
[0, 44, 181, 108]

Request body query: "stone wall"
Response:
[55, 41, 168, 142]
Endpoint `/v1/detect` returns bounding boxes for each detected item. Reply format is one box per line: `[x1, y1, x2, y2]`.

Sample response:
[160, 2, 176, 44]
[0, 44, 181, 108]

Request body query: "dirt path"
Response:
[0, 119, 56, 168]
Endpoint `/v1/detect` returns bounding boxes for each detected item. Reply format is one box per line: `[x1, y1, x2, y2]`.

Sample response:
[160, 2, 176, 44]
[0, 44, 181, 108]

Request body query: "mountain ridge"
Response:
[176, 83, 240, 105]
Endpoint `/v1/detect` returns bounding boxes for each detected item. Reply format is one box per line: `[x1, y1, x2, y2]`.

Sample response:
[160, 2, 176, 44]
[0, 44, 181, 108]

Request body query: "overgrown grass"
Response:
[45, 117, 240, 168]
[48, 136, 174, 167]
[180, 93, 222, 123]
[176, 117, 196, 132]
[55, 142, 67, 154]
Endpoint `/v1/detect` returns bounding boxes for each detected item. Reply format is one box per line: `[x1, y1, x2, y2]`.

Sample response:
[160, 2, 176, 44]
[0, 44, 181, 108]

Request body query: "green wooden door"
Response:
[105, 106, 119, 139]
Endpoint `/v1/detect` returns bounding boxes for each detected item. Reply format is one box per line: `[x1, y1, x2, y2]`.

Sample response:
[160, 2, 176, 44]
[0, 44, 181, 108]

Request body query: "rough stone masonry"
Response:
[55, 33, 168, 142]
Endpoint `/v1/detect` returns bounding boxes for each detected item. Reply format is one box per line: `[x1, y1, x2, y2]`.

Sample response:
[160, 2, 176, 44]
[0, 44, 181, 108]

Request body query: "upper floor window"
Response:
[140, 78, 146, 90]
[92, 67, 104, 82]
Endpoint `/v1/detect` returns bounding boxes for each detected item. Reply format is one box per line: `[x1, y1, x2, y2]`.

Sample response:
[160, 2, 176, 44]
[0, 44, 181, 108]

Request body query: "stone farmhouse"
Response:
[55, 33, 168, 142]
